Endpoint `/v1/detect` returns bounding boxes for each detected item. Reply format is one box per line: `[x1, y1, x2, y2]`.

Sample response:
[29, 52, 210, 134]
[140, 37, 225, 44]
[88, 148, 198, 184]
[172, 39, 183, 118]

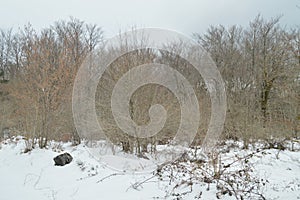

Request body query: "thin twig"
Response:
[96, 173, 125, 183]
[126, 175, 157, 192]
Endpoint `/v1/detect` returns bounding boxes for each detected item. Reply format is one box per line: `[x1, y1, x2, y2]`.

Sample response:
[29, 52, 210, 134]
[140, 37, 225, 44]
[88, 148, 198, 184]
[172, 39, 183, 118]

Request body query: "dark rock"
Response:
[53, 152, 73, 166]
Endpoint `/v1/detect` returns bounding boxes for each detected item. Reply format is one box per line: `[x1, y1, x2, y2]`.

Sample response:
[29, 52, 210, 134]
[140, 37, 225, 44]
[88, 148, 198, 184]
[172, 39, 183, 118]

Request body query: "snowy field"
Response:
[0, 136, 300, 200]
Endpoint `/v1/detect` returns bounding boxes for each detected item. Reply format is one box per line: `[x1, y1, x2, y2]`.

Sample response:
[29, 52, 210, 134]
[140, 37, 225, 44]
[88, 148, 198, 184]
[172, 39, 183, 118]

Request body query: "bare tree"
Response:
[5, 18, 103, 147]
[195, 15, 299, 144]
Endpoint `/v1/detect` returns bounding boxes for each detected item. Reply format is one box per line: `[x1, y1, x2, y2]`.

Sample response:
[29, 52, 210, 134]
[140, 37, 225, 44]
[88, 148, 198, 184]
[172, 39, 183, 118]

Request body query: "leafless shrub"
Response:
[155, 149, 267, 200]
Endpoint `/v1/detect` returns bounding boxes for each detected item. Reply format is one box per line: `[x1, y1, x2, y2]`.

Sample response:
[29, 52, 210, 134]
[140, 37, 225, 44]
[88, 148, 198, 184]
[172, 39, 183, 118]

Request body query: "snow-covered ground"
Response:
[0, 137, 299, 200]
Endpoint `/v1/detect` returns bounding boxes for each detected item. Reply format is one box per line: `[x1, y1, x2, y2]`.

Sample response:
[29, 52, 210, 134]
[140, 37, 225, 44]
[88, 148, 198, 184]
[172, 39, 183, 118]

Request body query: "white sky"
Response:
[0, 0, 299, 37]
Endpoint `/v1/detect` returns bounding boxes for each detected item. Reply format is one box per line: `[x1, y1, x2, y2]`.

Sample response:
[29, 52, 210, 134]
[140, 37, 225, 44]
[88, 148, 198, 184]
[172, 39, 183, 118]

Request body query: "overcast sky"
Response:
[1, 0, 299, 37]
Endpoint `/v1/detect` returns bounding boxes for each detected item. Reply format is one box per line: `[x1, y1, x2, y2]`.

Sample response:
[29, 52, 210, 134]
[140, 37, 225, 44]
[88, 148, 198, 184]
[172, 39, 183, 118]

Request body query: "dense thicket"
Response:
[0, 15, 299, 150]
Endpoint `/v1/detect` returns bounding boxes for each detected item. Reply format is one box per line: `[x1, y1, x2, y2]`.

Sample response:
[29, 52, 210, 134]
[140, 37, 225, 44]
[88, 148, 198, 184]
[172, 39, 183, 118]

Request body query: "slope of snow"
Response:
[0, 137, 299, 200]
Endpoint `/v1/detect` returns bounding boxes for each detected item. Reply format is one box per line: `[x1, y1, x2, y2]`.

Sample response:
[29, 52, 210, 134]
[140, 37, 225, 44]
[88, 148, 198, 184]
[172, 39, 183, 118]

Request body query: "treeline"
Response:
[0, 15, 299, 151]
